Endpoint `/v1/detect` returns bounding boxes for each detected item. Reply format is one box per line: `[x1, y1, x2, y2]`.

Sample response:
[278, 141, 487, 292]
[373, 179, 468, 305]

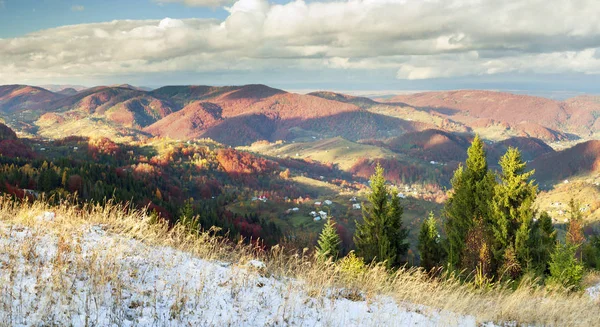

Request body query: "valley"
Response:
[0, 83, 599, 248]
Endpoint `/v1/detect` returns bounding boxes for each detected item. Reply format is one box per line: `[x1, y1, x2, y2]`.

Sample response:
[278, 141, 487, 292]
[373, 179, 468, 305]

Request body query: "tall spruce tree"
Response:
[444, 135, 496, 270]
[316, 217, 342, 260]
[538, 211, 557, 266]
[491, 147, 537, 274]
[354, 164, 409, 268]
[418, 212, 443, 271]
[527, 212, 556, 274]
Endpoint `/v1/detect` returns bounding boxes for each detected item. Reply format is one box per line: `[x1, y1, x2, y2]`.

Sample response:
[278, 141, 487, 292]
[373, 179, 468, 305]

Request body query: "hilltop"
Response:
[388, 90, 600, 140]
[532, 140, 600, 182]
[0, 199, 597, 327]
[2, 84, 599, 145]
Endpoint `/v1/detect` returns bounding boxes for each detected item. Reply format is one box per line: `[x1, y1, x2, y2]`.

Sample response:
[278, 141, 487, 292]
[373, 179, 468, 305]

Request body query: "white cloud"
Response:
[155, 0, 235, 7]
[2, 0, 600, 84]
[71, 5, 85, 12]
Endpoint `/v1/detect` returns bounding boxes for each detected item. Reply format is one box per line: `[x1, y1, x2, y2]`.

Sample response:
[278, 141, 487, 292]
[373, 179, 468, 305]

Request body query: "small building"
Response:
[314, 201, 322, 206]
[309, 211, 317, 217]
[397, 193, 406, 199]
[324, 200, 333, 205]
[318, 211, 327, 219]
[350, 196, 357, 202]
[314, 216, 322, 221]
[352, 203, 361, 210]
[292, 207, 300, 212]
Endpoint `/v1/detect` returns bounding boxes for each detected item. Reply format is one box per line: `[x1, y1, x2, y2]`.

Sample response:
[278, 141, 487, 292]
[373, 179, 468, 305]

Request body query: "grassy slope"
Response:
[0, 199, 598, 326]
[536, 178, 600, 223]
[240, 137, 395, 170]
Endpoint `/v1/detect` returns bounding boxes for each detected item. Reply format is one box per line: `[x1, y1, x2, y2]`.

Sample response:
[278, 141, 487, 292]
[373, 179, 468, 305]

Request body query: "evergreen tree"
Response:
[490, 147, 537, 275]
[548, 242, 584, 291]
[388, 187, 409, 264]
[316, 218, 342, 260]
[178, 199, 199, 233]
[418, 212, 443, 271]
[532, 211, 557, 273]
[445, 135, 496, 270]
[354, 164, 409, 268]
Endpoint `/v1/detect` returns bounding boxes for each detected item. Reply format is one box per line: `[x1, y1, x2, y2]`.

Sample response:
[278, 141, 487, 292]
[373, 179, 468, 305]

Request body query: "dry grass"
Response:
[0, 197, 599, 326]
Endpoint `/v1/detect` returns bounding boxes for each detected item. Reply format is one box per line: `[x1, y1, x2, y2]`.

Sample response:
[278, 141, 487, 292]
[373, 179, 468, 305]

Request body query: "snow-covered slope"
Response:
[0, 218, 480, 327]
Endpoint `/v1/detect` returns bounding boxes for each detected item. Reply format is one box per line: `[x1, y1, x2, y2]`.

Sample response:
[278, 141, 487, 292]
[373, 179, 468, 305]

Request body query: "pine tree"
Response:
[418, 212, 443, 271]
[178, 199, 199, 233]
[388, 187, 409, 265]
[531, 211, 556, 273]
[354, 164, 409, 268]
[316, 218, 342, 260]
[445, 135, 496, 270]
[489, 147, 538, 276]
[548, 242, 584, 291]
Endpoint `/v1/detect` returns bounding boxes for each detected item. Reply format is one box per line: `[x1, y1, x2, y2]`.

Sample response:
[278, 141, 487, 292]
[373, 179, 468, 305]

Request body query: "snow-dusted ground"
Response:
[0, 220, 485, 326]
[586, 283, 600, 301]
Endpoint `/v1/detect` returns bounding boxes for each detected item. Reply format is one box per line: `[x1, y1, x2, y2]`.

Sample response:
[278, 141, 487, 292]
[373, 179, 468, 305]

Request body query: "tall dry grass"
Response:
[0, 197, 598, 326]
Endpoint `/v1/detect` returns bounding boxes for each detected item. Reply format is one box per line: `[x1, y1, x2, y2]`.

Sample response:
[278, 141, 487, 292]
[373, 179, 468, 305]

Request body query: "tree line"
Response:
[316, 135, 593, 290]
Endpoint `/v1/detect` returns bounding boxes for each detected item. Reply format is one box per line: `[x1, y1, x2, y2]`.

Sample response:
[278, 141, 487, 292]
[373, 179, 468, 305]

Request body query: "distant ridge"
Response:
[0, 84, 597, 146]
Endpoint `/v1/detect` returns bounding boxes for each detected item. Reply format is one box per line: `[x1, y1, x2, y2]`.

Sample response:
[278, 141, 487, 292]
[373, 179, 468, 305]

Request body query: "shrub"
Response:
[338, 251, 367, 283]
[547, 242, 584, 291]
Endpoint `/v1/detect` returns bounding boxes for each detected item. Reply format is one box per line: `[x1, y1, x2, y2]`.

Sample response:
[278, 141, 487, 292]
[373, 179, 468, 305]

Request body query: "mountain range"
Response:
[3, 84, 599, 144]
[1, 83, 599, 185]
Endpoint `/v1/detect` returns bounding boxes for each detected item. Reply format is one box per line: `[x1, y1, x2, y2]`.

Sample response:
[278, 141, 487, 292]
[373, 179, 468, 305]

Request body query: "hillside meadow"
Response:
[0, 197, 598, 326]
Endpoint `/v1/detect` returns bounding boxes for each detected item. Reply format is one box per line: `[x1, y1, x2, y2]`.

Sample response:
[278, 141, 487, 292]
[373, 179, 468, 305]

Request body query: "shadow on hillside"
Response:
[225, 85, 286, 100]
[202, 110, 428, 147]
[382, 102, 462, 116]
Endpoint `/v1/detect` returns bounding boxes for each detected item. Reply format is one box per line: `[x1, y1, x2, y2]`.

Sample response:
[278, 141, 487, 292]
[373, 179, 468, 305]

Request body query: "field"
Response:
[240, 137, 397, 170]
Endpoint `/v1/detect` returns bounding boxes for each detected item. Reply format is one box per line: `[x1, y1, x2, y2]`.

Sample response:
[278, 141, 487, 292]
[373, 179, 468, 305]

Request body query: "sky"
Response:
[1, 0, 600, 94]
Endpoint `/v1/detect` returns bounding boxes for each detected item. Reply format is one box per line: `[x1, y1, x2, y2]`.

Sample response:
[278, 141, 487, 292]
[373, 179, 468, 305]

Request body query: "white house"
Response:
[313, 216, 322, 221]
[324, 200, 333, 205]
[350, 196, 357, 202]
[309, 211, 317, 217]
[314, 201, 322, 206]
[318, 211, 327, 219]
[397, 193, 406, 199]
[292, 207, 300, 212]
[352, 203, 361, 210]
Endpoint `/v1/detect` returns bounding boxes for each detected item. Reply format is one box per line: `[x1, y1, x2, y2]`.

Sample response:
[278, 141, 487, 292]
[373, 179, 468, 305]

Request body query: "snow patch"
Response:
[0, 222, 487, 326]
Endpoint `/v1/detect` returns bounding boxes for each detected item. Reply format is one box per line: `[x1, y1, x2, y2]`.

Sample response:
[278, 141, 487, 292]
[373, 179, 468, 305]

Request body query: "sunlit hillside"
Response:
[1, 198, 599, 327]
